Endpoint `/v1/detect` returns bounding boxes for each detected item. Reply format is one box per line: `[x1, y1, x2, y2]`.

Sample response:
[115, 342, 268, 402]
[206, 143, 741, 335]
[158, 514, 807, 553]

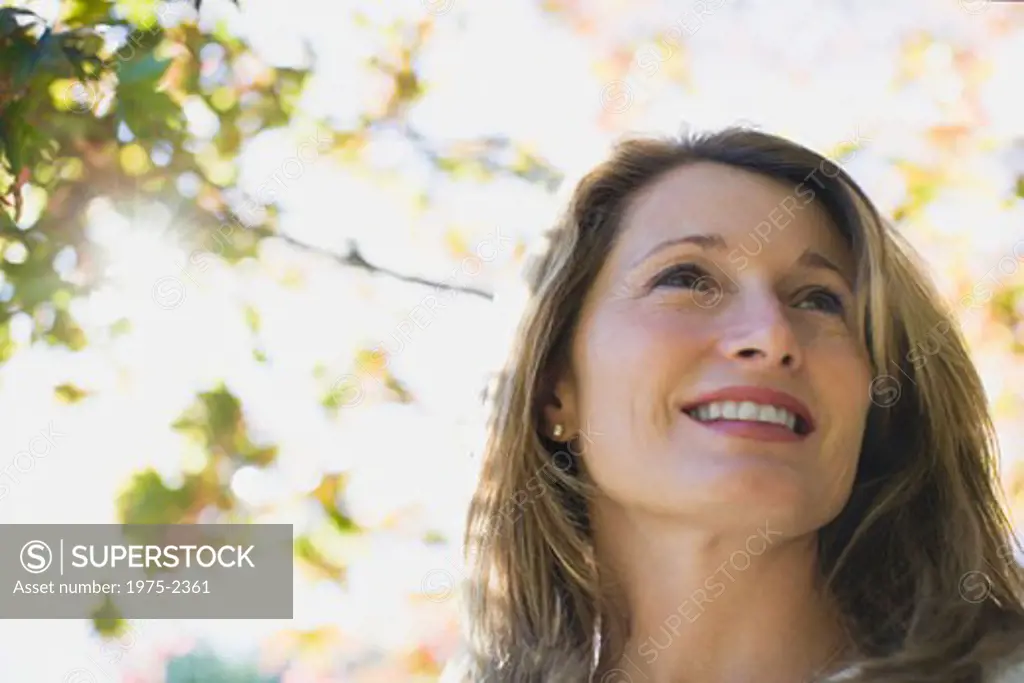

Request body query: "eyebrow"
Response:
[630, 233, 854, 288]
[630, 233, 728, 267]
[797, 249, 854, 289]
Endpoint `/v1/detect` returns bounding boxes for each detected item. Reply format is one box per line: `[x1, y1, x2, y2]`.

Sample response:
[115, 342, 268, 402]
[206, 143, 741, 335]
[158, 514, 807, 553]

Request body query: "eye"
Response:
[795, 287, 846, 315]
[651, 263, 722, 293]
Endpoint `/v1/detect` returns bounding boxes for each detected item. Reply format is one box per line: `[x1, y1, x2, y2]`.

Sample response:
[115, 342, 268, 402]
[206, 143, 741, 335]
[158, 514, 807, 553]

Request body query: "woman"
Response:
[444, 128, 1024, 682]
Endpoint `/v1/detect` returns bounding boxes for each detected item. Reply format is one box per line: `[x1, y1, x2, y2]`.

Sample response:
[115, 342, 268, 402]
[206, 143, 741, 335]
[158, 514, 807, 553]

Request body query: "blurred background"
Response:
[1, 0, 1023, 680]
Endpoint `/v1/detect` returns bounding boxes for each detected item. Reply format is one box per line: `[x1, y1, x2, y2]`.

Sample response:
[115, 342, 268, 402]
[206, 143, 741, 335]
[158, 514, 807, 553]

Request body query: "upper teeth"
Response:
[688, 401, 799, 431]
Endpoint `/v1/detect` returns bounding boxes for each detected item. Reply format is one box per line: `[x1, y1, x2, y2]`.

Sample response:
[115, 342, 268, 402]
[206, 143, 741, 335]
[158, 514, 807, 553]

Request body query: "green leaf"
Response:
[109, 317, 132, 336]
[174, 386, 241, 441]
[0, 8, 37, 42]
[46, 308, 88, 350]
[32, 31, 77, 77]
[0, 324, 14, 364]
[294, 535, 346, 583]
[165, 648, 280, 683]
[423, 529, 446, 544]
[90, 595, 124, 637]
[327, 506, 358, 533]
[0, 207, 17, 234]
[170, 385, 278, 466]
[243, 303, 260, 332]
[116, 469, 200, 524]
[7, 42, 40, 94]
[117, 0, 161, 28]
[192, 215, 260, 261]
[237, 443, 277, 466]
[117, 88, 184, 141]
[1, 99, 61, 176]
[54, 382, 90, 404]
[60, 0, 115, 27]
[116, 51, 172, 87]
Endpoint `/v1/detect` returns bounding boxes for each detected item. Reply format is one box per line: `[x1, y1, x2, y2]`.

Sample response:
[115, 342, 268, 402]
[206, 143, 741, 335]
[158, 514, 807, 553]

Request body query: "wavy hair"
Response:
[447, 128, 1024, 683]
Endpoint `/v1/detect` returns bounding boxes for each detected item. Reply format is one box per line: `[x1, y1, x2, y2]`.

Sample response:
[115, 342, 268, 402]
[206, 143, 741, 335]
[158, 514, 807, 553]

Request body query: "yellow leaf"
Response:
[54, 383, 90, 404]
[355, 347, 388, 377]
[59, 158, 84, 181]
[118, 144, 151, 177]
[210, 86, 237, 112]
[444, 227, 471, 259]
[114, 0, 158, 28]
[49, 79, 96, 113]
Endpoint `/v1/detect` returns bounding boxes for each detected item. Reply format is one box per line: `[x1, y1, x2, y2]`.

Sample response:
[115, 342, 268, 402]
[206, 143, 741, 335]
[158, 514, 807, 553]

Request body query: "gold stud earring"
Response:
[553, 424, 564, 439]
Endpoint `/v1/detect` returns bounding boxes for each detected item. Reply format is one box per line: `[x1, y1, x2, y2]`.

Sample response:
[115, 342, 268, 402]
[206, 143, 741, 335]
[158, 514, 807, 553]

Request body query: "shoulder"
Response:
[439, 651, 473, 683]
[829, 650, 1024, 683]
[988, 651, 1024, 683]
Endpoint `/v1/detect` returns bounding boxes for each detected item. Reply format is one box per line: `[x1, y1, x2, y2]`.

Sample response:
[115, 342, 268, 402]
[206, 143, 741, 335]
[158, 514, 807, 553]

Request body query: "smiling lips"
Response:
[681, 386, 815, 443]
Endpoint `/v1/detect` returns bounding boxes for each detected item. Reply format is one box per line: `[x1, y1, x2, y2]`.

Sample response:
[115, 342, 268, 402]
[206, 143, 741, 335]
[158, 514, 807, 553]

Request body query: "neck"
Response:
[592, 501, 852, 683]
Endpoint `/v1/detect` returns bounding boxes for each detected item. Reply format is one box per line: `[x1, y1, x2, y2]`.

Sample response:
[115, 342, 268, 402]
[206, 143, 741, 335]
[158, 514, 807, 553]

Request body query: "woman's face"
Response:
[552, 161, 873, 534]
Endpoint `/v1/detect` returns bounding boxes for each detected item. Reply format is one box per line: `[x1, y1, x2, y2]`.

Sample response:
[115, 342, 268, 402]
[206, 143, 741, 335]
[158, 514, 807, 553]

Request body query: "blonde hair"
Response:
[451, 129, 1024, 683]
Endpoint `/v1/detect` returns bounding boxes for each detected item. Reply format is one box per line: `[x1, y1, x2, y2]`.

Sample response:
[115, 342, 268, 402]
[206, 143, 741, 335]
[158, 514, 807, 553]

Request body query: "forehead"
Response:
[611, 161, 853, 270]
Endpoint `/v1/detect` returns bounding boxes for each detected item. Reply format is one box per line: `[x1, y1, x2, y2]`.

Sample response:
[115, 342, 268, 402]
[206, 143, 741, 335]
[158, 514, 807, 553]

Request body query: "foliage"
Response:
[0, 0, 555, 665]
[165, 647, 281, 683]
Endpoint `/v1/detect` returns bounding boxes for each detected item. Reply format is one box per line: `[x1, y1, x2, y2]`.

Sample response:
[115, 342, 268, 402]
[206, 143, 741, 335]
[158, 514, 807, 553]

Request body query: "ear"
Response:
[540, 370, 579, 442]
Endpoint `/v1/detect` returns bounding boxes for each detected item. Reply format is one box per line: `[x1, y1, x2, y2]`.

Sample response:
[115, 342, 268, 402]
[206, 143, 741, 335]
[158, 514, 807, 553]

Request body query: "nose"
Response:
[719, 296, 802, 370]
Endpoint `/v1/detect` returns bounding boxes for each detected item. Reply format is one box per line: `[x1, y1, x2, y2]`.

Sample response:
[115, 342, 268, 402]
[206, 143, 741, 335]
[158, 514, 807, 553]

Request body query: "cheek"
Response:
[573, 308, 710, 474]
[576, 307, 708, 406]
[810, 332, 872, 420]
[806, 333, 872, 489]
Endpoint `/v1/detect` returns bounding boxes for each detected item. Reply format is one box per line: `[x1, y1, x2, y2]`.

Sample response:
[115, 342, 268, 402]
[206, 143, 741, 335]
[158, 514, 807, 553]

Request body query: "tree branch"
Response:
[257, 228, 496, 300]
[402, 125, 564, 192]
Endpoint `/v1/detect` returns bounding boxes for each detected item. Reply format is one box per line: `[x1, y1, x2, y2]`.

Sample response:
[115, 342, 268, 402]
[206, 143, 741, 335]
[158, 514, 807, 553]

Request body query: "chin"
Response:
[662, 461, 828, 535]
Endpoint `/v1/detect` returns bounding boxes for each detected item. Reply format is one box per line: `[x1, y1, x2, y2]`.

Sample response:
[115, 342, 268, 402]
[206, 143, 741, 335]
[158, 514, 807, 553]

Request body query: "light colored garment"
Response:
[990, 656, 1024, 683]
[831, 655, 1024, 683]
[440, 650, 1024, 681]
